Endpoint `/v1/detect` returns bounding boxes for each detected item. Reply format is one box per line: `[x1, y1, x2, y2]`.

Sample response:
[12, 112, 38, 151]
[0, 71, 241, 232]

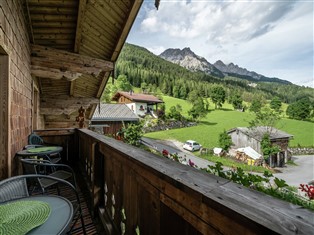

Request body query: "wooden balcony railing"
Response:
[36, 128, 314, 235]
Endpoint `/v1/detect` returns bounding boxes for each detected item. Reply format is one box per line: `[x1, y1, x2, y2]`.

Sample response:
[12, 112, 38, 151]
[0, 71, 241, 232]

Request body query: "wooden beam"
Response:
[40, 96, 99, 116]
[96, 71, 111, 98]
[74, 0, 87, 53]
[70, 80, 75, 96]
[31, 65, 82, 81]
[111, 0, 143, 61]
[25, 0, 35, 44]
[41, 96, 99, 109]
[31, 44, 114, 79]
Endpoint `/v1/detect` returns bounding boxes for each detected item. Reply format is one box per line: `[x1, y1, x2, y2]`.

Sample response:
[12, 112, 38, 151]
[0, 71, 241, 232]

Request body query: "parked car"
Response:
[183, 140, 202, 152]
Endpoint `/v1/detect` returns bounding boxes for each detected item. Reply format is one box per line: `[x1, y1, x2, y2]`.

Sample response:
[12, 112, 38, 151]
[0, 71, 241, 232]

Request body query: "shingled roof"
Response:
[228, 126, 293, 141]
[92, 103, 139, 122]
[112, 91, 163, 104]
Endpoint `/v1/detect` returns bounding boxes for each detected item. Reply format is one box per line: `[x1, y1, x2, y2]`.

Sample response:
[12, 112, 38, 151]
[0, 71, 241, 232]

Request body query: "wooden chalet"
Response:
[112, 91, 163, 117]
[0, 1, 313, 234]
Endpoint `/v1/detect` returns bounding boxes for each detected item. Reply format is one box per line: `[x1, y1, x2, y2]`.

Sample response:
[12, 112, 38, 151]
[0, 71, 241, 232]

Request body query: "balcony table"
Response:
[16, 146, 63, 158]
[0, 195, 73, 235]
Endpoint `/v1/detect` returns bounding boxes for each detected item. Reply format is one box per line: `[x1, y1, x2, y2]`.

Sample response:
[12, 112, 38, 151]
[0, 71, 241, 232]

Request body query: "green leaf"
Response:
[274, 177, 288, 188]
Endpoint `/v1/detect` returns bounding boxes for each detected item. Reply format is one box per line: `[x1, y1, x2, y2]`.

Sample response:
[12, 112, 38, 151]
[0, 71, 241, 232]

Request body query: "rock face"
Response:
[159, 47, 291, 84]
[213, 60, 262, 80]
[159, 48, 224, 78]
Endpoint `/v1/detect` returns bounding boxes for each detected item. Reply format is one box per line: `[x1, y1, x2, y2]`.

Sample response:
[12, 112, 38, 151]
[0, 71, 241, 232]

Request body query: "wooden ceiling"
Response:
[23, 0, 145, 128]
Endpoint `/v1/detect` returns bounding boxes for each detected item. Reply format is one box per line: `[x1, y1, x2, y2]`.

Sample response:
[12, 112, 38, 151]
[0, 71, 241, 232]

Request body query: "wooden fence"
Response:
[35, 128, 314, 234]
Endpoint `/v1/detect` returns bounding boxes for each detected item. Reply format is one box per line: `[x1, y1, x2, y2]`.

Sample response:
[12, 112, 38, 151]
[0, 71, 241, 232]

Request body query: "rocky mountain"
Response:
[159, 48, 291, 84]
[213, 60, 262, 80]
[159, 48, 224, 78]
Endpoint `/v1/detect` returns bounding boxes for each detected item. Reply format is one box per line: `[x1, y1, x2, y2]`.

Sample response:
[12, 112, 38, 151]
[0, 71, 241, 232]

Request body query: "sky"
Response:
[126, 0, 313, 88]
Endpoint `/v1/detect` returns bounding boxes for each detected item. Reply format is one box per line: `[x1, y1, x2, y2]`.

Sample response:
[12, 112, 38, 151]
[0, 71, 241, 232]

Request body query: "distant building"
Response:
[227, 126, 293, 167]
[90, 103, 139, 136]
[112, 91, 163, 117]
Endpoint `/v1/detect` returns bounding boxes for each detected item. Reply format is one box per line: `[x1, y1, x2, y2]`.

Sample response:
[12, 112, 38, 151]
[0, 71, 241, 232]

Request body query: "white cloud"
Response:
[127, 1, 313, 87]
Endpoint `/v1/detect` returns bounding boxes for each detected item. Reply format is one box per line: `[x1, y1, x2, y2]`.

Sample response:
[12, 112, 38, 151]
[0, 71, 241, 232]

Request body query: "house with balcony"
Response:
[112, 91, 163, 117]
[0, 1, 313, 234]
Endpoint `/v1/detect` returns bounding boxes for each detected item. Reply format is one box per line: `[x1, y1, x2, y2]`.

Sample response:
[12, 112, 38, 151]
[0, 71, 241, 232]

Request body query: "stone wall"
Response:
[0, 0, 32, 177]
[143, 120, 197, 133]
[288, 148, 314, 156]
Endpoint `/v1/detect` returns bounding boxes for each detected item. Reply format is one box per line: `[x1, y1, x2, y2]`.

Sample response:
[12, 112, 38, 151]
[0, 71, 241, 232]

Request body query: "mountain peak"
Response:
[160, 48, 224, 78]
[159, 47, 291, 84]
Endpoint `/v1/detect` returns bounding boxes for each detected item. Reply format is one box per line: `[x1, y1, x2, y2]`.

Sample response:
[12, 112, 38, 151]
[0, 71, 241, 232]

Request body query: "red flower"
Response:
[299, 184, 314, 200]
[162, 149, 169, 156]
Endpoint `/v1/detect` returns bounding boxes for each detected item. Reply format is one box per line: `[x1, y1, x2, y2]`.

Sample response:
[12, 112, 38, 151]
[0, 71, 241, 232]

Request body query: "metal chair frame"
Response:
[0, 174, 86, 234]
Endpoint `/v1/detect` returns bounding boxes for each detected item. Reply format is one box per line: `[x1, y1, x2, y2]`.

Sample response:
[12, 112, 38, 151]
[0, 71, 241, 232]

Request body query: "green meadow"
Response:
[145, 96, 314, 148]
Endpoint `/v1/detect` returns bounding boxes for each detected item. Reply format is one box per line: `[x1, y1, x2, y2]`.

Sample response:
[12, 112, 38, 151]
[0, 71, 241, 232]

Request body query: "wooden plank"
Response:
[31, 44, 114, 70]
[34, 128, 75, 136]
[94, 1, 124, 26]
[30, 14, 77, 22]
[135, 174, 160, 235]
[33, 34, 75, 40]
[27, 0, 78, 7]
[32, 28, 76, 34]
[96, 71, 110, 98]
[160, 201, 205, 235]
[74, 0, 87, 53]
[31, 65, 82, 81]
[86, 4, 121, 38]
[70, 80, 75, 96]
[83, 10, 117, 43]
[79, 42, 111, 61]
[32, 21, 76, 28]
[80, 27, 114, 55]
[28, 6, 78, 14]
[41, 96, 99, 108]
[111, 0, 143, 61]
[0, 54, 9, 179]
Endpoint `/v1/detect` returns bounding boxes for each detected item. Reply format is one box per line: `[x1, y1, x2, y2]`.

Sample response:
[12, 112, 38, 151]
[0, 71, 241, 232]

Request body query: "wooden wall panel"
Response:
[0, 0, 33, 178]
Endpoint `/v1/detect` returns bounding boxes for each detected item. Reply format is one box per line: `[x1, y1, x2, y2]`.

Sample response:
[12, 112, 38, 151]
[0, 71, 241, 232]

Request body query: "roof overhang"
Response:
[23, 0, 148, 128]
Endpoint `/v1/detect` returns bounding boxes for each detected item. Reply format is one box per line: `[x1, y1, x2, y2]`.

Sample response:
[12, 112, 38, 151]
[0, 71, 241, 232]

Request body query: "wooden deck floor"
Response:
[44, 183, 103, 235]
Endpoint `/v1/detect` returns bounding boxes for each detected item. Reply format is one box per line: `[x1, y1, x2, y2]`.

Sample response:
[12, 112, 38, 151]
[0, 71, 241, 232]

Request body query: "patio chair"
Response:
[28, 133, 45, 145]
[26, 133, 62, 163]
[0, 174, 86, 234]
[20, 158, 76, 191]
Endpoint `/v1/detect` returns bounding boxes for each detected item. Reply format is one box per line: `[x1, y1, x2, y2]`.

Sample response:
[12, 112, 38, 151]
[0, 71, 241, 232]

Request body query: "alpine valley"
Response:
[114, 43, 313, 104]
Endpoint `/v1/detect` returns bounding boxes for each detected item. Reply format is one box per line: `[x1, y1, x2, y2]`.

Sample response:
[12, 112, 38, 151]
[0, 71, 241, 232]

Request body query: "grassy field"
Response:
[145, 96, 314, 148]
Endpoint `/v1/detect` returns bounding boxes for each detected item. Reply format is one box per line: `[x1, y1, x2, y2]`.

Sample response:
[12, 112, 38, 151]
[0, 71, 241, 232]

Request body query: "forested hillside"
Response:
[116, 43, 313, 104]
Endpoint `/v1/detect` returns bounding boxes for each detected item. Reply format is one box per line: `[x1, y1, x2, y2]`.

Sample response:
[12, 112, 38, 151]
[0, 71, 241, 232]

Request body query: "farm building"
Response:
[227, 127, 293, 167]
[90, 103, 139, 137]
[112, 91, 163, 117]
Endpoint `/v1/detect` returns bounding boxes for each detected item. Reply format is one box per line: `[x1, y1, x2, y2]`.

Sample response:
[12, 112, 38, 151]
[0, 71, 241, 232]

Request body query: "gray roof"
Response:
[228, 126, 293, 141]
[92, 103, 139, 122]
